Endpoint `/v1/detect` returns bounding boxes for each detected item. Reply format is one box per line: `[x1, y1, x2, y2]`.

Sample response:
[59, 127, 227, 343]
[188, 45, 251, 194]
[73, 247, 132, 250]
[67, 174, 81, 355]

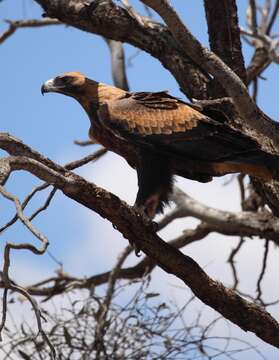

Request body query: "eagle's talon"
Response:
[128, 238, 141, 257]
[133, 205, 152, 223]
[151, 221, 159, 232]
[135, 246, 141, 257]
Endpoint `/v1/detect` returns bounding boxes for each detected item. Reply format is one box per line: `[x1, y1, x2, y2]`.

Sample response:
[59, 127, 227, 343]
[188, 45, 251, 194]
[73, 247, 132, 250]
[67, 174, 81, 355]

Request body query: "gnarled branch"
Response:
[1, 134, 279, 348]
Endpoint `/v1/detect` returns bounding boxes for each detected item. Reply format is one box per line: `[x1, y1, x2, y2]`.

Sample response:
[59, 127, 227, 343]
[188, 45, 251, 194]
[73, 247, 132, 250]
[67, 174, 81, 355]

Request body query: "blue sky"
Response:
[0, 0, 279, 358]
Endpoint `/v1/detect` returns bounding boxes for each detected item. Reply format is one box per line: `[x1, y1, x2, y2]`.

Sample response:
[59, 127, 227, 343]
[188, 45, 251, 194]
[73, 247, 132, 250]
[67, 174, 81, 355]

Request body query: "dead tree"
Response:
[0, 0, 279, 357]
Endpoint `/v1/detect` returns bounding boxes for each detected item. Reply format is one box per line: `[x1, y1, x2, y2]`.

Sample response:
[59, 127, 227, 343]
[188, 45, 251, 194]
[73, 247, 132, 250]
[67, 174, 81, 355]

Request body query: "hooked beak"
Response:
[41, 78, 57, 95]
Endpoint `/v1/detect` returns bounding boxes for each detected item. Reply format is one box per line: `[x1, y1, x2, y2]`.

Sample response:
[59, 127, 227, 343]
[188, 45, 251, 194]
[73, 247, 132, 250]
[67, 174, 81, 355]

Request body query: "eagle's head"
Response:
[41, 72, 87, 97]
[41, 72, 127, 111]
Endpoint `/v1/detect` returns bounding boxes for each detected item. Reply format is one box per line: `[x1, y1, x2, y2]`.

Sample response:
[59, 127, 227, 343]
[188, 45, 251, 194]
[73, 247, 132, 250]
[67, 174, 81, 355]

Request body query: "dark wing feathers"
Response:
[131, 91, 184, 109]
[99, 92, 253, 149]
[98, 91, 279, 175]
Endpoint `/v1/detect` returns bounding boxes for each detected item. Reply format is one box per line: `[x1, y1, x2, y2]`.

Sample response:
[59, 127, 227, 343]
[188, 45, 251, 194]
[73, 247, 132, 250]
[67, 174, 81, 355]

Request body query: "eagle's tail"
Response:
[212, 150, 279, 181]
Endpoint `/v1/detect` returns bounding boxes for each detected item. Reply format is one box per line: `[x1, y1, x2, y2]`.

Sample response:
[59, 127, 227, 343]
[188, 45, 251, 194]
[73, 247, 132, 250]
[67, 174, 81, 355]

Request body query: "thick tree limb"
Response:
[34, 0, 208, 100]
[204, 0, 247, 88]
[169, 188, 279, 245]
[1, 135, 279, 347]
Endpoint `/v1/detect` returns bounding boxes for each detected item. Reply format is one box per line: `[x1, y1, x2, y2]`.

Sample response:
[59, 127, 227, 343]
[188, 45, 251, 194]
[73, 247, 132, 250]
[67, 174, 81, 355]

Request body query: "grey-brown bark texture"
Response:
[1, 0, 279, 352]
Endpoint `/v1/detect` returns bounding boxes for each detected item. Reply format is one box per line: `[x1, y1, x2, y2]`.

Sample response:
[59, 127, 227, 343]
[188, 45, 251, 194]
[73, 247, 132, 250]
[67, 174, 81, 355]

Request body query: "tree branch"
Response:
[169, 187, 279, 245]
[9, 224, 210, 299]
[204, 0, 247, 86]
[104, 39, 130, 91]
[34, 0, 209, 100]
[1, 135, 279, 347]
[0, 18, 60, 45]
[267, 0, 279, 34]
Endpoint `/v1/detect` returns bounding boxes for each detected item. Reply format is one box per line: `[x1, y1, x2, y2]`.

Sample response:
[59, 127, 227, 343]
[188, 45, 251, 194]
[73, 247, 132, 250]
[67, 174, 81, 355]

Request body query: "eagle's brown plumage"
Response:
[41, 72, 279, 218]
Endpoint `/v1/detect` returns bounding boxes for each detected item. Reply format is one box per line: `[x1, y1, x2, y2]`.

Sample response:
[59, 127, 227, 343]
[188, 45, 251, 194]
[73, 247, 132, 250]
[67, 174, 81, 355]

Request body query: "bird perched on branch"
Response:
[41, 72, 279, 218]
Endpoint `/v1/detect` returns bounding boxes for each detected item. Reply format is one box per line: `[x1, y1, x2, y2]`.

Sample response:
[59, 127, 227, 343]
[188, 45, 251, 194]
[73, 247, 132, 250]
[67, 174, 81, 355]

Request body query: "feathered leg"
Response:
[134, 149, 173, 219]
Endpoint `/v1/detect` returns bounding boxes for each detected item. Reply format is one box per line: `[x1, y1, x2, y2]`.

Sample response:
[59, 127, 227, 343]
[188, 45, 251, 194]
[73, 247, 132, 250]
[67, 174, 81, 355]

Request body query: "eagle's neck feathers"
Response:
[77, 80, 127, 112]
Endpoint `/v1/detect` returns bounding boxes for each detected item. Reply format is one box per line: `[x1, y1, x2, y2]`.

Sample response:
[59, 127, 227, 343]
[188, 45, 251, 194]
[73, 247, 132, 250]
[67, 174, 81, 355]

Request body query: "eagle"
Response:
[41, 72, 279, 218]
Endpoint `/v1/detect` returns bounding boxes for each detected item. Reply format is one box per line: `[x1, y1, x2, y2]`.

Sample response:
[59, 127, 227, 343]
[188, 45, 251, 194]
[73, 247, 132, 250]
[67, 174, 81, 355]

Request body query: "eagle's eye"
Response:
[55, 76, 74, 87]
[61, 76, 74, 83]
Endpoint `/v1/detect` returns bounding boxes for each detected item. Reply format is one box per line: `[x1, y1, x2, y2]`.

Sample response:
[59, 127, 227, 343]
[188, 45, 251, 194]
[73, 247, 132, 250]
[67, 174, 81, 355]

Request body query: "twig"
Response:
[94, 245, 132, 358]
[0, 149, 107, 234]
[238, 174, 246, 208]
[0, 186, 49, 244]
[74, 139, 97, 146]
[256, 239, 270, 302]
[248, 0, 258, 35]
[0, 289, 8, 341]
[267, 0, 279, 34]
[120, 0, 148, 27]
[252, 78, 258, 102]
[227, 237, 246, 290]
[0, 224, 210, 300]
[29, 187, 57, 221]
[0, 18, 60, 45]
[0, 186, 55, 358]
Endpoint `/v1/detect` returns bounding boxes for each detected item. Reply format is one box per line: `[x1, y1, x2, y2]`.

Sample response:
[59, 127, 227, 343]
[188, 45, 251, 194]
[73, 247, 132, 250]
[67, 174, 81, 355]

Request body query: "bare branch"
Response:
[267, 0, 279, 34]
[240, 27, 279, 64]
[0, 223, 211, 300]
[0, 186, 55, 358]
[0, 148, 107, 234]
[246, 47, 271, 83]
[0, 289, 8, 341]
[0, 158, 11, 185]
[120, 0, 149, 27]
[0, 186, 49, 245]
[248, 0, 258, 35]
[105, 39, 130, 91]
[94, 245, 132, 357]
[0, 137, 278, 347]
[0, 18, 60, 45]
[169, 187, 279, 245]
[204, 0, 247, 85]
[256, 240, 270, 302]
[74, 139, 96, 146]
[245, 0, 279, 85]
[29, 187, 57, 221]
[227, 237, 246, 290]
